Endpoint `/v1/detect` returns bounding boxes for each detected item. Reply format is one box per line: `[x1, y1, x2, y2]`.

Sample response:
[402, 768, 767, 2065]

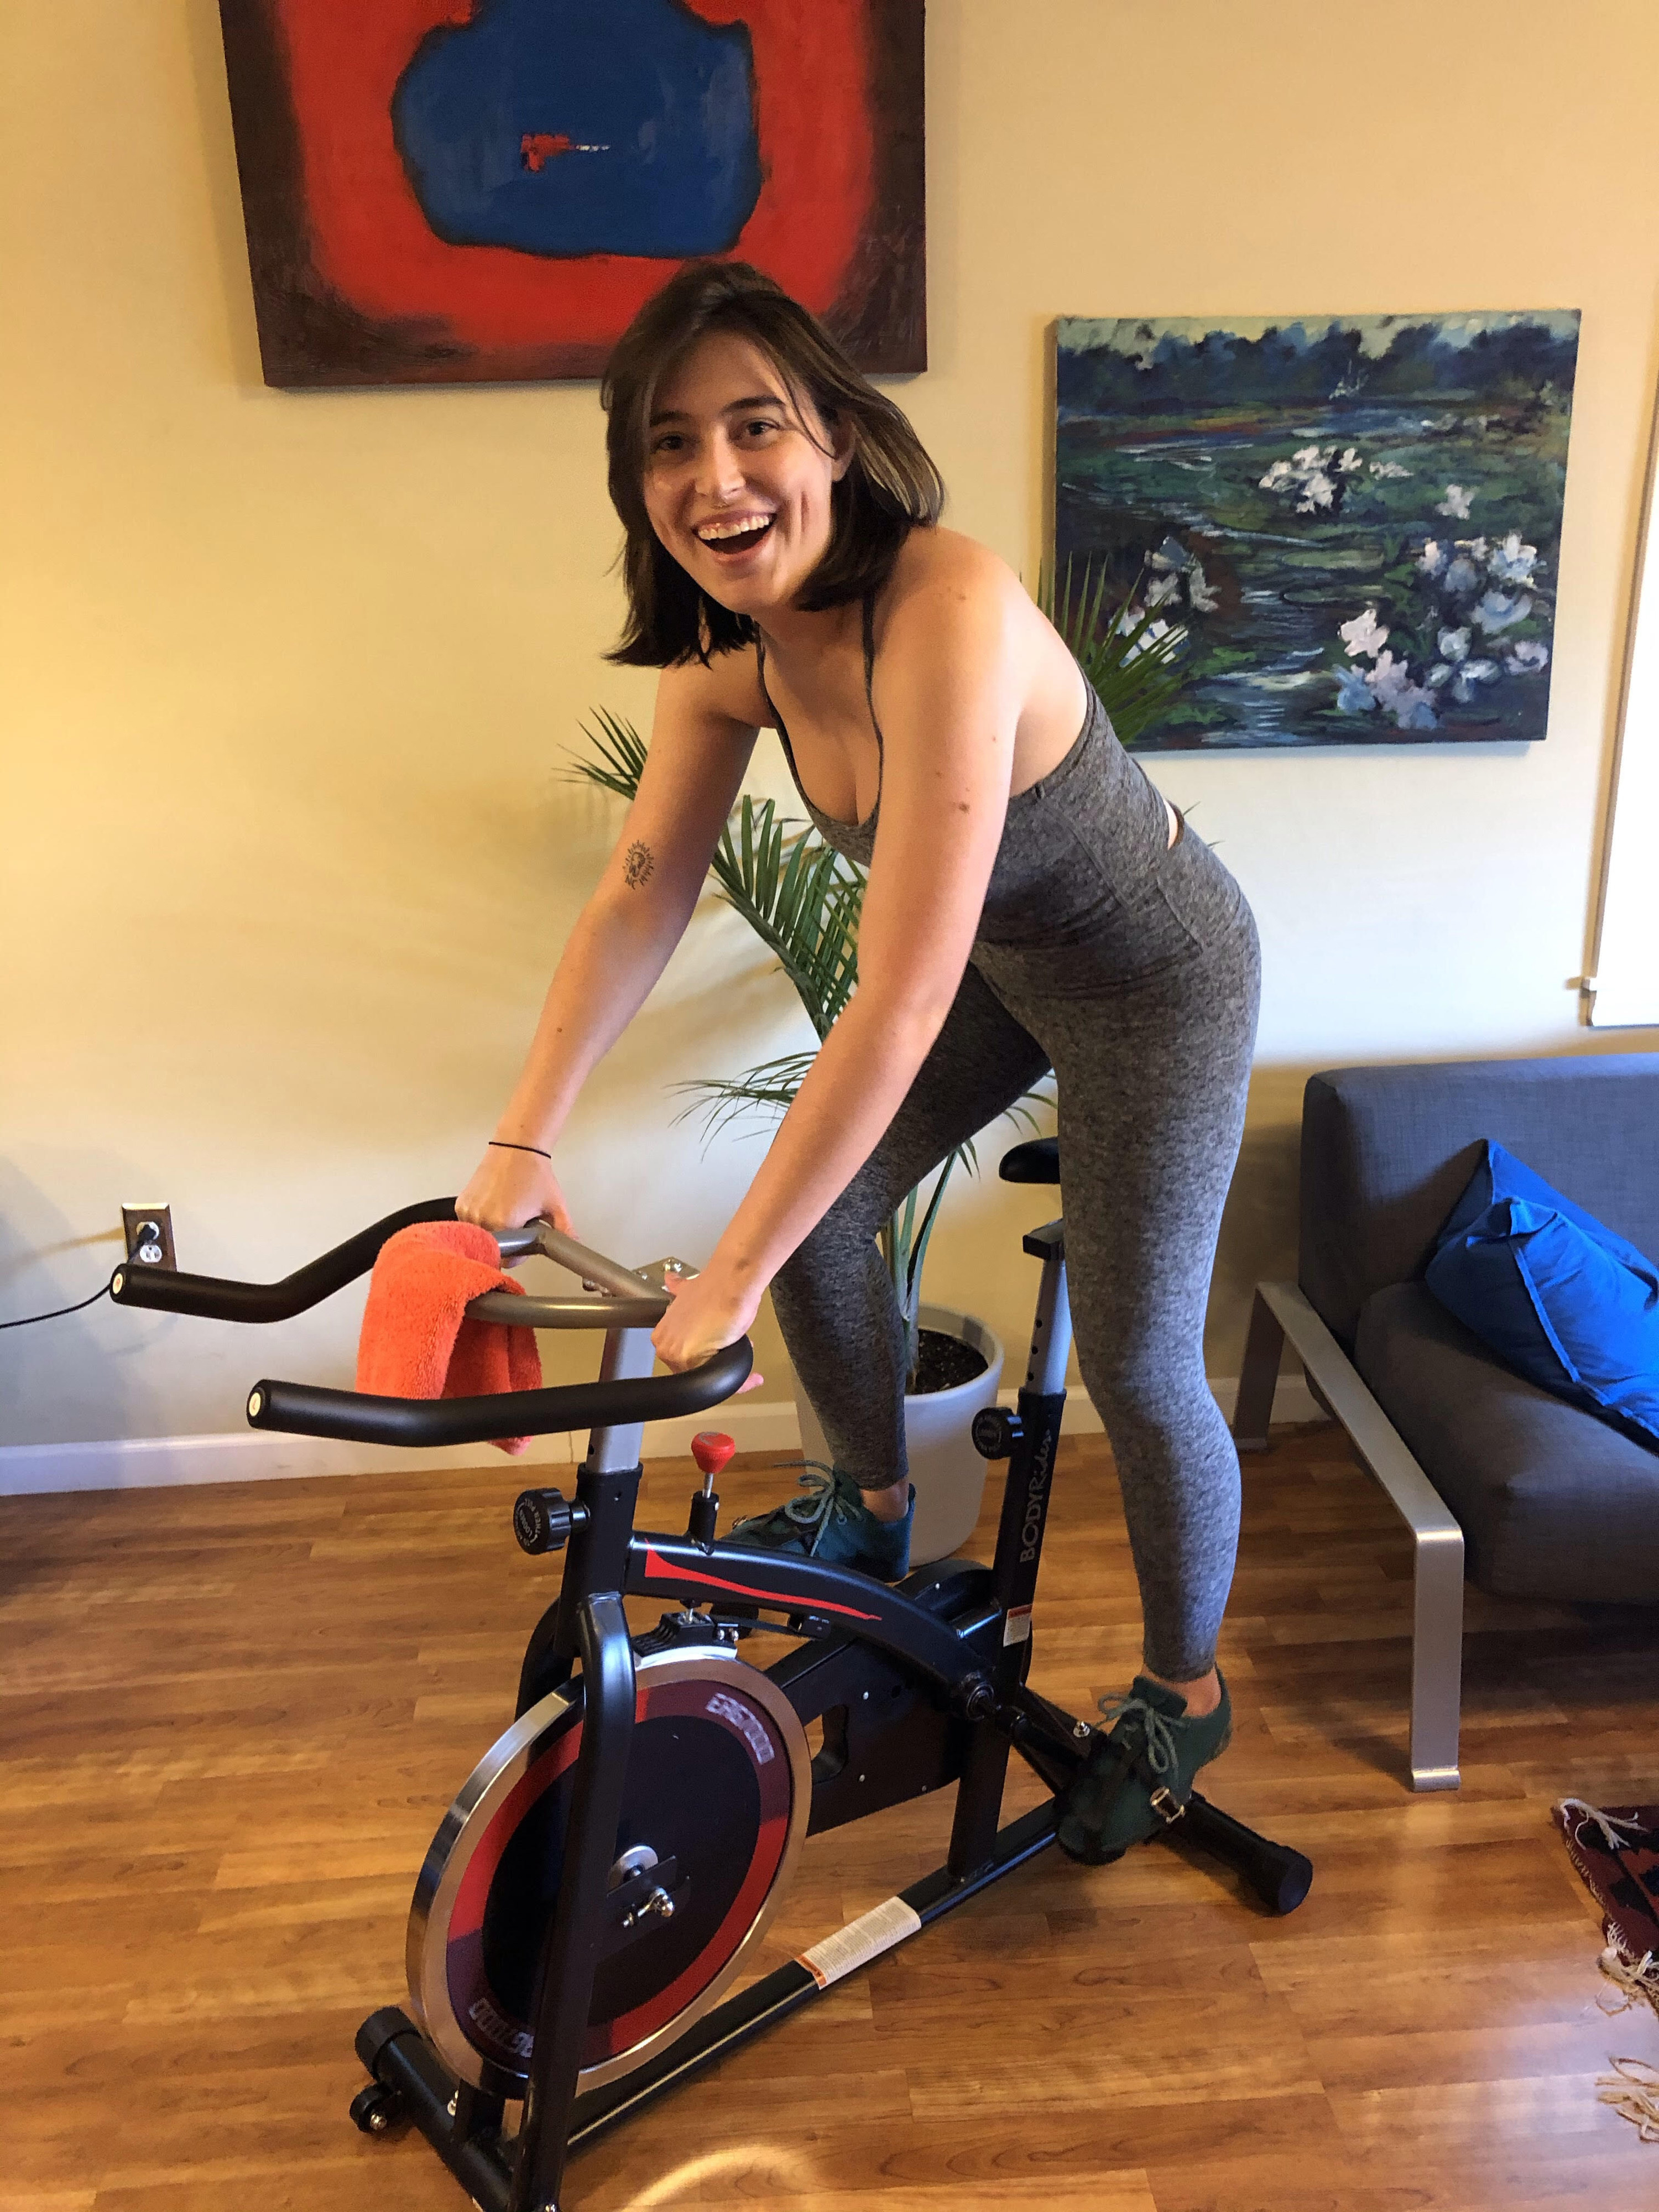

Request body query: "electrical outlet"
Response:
[122, 1203, 176, 1270]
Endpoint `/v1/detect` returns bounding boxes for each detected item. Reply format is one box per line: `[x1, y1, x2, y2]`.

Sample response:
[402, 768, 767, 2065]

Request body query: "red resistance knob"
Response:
[691, 1431, 737, 1478]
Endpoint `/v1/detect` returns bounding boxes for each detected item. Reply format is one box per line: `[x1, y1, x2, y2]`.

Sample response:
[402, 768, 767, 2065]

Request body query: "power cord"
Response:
[1, 1276, 117, 1329]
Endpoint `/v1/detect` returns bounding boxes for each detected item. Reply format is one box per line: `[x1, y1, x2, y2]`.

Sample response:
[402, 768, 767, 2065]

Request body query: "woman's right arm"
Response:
[458, 653, 767, 1233]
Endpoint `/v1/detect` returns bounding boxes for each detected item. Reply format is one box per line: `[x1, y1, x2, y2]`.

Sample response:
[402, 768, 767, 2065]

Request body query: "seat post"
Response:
[1021, 1220, 1072, 1394]
[987, 1219, 1071, 1628]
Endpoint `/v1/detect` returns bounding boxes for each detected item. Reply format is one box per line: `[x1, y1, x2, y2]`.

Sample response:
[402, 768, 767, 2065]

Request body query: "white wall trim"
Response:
[0, 1376, 1321, 1498]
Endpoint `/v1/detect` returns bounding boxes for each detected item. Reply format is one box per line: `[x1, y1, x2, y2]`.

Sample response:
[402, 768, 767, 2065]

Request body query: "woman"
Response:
[458, 261, 1259, 1860]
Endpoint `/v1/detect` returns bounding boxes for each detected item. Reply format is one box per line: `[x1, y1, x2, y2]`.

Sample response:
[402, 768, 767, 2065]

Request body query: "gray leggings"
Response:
[768, 696, 1260, 1681]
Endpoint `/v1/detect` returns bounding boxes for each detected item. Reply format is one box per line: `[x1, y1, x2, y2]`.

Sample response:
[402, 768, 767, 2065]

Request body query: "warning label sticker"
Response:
[795, 1895, 923, 1989]
[1003, 1603, 1034, 1646]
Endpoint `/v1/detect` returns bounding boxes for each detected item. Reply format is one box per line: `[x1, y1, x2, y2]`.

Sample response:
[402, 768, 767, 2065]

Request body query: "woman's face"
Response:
[642, 332, 851, 620]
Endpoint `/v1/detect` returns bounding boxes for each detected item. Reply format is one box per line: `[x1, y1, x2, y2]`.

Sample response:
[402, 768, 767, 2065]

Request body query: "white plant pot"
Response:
[791, 1302, 1005, 1567]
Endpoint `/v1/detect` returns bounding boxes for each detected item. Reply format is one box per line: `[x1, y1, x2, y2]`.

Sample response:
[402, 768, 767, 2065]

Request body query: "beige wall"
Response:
[4, 0, 1657, 1449]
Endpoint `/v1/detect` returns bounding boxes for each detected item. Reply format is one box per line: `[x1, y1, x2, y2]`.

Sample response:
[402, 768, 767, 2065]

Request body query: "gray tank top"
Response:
[754, 592, 1194, 988]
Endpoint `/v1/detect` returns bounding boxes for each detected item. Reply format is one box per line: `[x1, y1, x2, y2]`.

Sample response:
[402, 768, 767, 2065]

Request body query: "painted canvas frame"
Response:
[1055, 311, 1579, 750]
[218, 0, 926, 388]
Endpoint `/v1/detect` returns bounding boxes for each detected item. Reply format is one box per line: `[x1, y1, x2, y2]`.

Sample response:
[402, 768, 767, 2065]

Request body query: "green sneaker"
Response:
[1056, 1670, 1233, 1865]
[729, 1462, 914, 1583]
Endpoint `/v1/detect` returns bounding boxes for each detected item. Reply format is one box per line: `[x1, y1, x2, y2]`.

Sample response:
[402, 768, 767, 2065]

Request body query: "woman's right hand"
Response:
[456, 1144, 576, 1239]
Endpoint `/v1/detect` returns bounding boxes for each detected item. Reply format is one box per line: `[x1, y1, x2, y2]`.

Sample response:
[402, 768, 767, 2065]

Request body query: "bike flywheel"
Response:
[407, 1644, 811, 2096]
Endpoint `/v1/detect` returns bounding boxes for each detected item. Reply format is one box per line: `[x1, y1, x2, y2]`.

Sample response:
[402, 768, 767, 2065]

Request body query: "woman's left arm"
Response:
[653, 550, 1026, 1369]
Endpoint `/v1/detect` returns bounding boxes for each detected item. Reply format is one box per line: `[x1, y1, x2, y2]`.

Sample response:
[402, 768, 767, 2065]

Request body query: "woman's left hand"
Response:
[651, 1266, 766, 1391]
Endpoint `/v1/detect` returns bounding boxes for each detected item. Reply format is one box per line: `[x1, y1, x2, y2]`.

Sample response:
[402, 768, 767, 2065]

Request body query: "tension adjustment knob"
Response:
[971, 1406, 1023, 1460]
[691, 1431, 737, 1478]
[514, 1488, 573, 1556]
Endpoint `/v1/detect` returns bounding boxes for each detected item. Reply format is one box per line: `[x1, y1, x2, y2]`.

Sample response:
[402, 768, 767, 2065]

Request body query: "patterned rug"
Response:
[1555, 1798, 1659, 2142]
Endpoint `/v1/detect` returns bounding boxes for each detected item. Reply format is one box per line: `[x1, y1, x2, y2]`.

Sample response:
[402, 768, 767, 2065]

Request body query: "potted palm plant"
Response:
[572, 565, 1186, 1559]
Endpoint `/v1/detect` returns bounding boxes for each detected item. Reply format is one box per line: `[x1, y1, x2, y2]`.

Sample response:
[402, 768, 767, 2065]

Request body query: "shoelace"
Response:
[737, 1460, 848, 1540]
[781, 1460, 846, 1532]
[1097, 1690, 1181, 1781]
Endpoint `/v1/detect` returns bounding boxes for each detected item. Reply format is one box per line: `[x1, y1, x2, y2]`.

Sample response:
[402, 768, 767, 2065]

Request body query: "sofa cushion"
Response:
[1425, 1141, 1659, 1450]
[1353, 1281, 1659, 1604]
[1300, 1054, 1659, 1346]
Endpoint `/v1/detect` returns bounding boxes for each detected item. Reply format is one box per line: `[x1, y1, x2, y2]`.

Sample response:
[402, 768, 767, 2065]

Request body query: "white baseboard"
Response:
[0, 1375, 1322, 1498]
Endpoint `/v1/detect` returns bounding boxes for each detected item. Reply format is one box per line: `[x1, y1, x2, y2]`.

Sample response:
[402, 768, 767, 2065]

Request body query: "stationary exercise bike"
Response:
[112, 1135, 1311, 2212]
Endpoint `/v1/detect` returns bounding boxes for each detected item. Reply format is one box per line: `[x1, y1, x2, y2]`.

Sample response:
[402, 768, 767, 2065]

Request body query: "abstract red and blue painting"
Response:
[218, 0, 925, 387]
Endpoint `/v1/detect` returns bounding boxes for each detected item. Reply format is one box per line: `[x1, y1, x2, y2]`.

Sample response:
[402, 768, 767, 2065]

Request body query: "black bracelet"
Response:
[489, 1139, 553, 1162]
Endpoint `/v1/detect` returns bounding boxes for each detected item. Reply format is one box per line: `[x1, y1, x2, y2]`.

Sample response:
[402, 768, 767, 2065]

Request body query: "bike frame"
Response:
[366, 1219, 1079, 2212]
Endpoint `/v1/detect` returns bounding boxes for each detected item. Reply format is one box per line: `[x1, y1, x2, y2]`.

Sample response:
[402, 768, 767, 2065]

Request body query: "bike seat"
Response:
[999, 1136, 1059, 1185]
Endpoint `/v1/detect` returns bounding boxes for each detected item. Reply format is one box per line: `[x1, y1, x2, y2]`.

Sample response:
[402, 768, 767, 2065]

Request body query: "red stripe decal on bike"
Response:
[640, 1546, 881, 1621]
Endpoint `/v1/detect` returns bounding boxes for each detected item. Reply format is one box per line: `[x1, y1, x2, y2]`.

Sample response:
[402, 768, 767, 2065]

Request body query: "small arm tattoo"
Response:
[623, 839, 655, 889]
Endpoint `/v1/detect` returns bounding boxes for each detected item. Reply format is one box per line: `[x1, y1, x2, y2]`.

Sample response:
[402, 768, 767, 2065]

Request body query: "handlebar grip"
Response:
[245, 1335, 755, 1446]
[109, 1199, 458, 1322]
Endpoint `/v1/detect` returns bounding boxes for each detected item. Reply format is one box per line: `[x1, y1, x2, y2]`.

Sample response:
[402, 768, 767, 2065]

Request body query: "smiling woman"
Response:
[600, 263, 943, 668]
[650, 351, 844, 591]
[455, 260, 1264, 1864]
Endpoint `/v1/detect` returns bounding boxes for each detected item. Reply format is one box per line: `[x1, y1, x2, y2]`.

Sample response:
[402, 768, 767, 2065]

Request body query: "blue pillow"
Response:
[1426, 1141, 1659, 1450]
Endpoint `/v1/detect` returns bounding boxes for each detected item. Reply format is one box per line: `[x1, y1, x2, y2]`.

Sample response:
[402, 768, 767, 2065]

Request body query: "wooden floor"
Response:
[4, 1424, 1657, 2211]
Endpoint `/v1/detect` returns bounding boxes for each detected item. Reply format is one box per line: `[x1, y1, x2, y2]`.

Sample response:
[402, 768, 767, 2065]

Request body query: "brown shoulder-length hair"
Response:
[602, 261, 945, 667]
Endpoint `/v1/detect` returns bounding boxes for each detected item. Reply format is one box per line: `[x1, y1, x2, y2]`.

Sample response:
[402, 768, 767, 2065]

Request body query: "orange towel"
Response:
[356, 1221, 543, 1455]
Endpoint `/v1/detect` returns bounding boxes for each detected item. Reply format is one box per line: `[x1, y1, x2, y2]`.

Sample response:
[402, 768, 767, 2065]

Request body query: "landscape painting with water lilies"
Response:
[1055, 311, 1579, 748]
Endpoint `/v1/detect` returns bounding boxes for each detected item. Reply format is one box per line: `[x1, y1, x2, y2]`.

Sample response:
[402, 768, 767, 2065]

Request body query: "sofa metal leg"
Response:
[1408, 1519, 1465, 1792]
[1251, 1281, 1466, 1792]
[1232, 1288, 1285, 1453]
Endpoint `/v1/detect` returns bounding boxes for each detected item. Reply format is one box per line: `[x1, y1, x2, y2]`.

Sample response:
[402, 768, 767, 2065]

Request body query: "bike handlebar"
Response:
[109, 1199, 460, 1323]
[111, 1198, 755, 1445]
[246, 1337, 754, 1448]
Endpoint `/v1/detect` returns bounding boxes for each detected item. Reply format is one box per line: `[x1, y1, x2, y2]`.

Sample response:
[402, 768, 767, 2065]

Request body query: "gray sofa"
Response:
[1233, 1052, 1659, 1791]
